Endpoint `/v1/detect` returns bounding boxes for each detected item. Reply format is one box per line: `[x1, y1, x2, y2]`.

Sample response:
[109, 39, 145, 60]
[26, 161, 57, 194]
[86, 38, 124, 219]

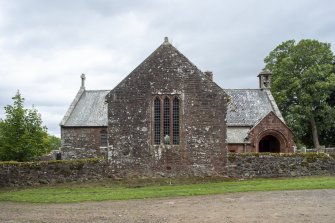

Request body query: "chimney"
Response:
[204, 71, 213, 81]
[258, 68, 272, 89]
[81, 73, 86, 89]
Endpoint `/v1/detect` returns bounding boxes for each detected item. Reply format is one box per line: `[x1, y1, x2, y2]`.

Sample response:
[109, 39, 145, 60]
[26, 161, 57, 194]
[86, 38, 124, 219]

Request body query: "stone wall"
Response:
[1, 153, 334, 187]
[0, 159, 109, 187]
[61, 127, 108, 159]
[227, 153, 335, 178]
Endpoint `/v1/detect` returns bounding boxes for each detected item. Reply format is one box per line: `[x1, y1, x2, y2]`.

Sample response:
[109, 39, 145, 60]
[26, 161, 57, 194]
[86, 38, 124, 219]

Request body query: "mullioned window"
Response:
[153, 95, 180, 145]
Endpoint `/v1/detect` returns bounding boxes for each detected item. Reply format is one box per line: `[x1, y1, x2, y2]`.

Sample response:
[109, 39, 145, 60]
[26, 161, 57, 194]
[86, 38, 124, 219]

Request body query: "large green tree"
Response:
[264, 39, 335, 149]
[0, 91, 50, 161]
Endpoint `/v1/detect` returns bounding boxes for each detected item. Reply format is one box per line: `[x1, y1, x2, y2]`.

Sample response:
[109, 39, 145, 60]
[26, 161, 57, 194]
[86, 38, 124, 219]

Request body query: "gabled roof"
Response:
[225, 89, 284, 126]
[61, 90, 109, 127]
[249, 111, 293, 134]
[108, 37, 225, 97]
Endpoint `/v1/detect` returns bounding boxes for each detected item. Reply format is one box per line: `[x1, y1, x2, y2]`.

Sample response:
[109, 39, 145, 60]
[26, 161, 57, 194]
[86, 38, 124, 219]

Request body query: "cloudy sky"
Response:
[0, 0, 334, 137]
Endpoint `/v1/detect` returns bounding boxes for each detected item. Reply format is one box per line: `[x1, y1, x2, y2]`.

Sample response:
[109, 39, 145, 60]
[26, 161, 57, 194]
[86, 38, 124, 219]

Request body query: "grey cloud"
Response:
[0, 0, 335, 136]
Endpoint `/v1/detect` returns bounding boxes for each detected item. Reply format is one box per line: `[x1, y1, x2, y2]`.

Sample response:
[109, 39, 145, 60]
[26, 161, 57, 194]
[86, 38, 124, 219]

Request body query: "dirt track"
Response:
[0, 189, 334, 223]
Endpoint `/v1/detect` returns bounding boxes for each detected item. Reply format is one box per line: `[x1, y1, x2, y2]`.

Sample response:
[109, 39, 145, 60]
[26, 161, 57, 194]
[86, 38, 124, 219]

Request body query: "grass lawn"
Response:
[0, 176, 334, 203]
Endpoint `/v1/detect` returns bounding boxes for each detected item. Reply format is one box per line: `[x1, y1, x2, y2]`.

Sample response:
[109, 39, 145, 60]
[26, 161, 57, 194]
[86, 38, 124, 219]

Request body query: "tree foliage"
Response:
[0, 91, 51, 161]
[47, 134, 61, 151]
[264, 39, 335, 148]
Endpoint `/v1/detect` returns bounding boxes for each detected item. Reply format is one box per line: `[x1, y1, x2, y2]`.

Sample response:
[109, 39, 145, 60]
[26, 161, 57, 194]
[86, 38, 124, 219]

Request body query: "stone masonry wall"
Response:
[249, 112, 295, 153]
[0, 159, 109, 187]
[227, 153, 335, 178]
[61, 127, 108, 159]
[107, 41, 227, 177]
[1, 153, 334, 187]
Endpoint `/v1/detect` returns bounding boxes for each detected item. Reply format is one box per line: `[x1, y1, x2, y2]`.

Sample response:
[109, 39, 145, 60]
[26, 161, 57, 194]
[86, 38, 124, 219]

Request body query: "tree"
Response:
[47, 134, 61, 151]
[264, 39, 335, 149]
[0, 91, 50, 161]
[320, 89, 335, 147]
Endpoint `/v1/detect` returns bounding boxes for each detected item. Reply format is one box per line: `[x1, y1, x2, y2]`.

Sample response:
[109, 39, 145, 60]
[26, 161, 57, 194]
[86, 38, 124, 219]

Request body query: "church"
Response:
[60, 37, 295, 176]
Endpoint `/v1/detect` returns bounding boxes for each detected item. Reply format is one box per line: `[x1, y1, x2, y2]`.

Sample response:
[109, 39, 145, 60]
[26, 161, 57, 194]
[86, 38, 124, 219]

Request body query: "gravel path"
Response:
[0, 189, 334, 223]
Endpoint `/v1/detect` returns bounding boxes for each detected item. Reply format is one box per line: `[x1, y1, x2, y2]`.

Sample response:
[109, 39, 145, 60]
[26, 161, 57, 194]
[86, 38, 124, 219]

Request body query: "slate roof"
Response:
[225, 89, 283, 126]
[61, 88, 284, 130]
[227, 127, 251, 144]
[61, 90, 109, 127]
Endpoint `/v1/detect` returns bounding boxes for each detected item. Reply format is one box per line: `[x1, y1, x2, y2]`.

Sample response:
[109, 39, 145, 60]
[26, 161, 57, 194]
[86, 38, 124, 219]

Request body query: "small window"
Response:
[100, 130, 108, 147]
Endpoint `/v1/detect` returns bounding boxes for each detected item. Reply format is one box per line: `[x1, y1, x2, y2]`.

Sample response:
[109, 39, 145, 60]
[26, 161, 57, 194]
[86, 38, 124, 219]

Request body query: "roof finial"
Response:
[163, 37, 169, 44]
[81, 73, 86, 89]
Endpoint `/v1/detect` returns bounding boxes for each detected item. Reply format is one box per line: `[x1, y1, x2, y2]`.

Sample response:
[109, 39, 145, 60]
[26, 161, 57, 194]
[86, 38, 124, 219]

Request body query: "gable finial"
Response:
[163, 37, 169, 44]
[81, 73, 86, 89]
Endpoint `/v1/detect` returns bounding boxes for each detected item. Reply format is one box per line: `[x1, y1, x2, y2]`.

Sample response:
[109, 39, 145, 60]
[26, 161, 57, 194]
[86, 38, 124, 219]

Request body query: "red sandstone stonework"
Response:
[228, 112, 295, 153]
[249, 112, 295, 152]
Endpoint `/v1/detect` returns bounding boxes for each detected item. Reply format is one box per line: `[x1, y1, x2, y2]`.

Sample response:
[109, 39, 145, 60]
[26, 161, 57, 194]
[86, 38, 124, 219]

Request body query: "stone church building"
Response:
[60, 37, 295, 176]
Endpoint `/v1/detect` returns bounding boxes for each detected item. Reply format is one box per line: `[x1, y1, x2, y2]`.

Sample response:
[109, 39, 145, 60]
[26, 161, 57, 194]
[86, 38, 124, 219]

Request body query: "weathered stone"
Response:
[58, 38, 297, 178]
[61, 127, 108, 159]
[227, 153, 335, 178]
[106, 39, 228, 177]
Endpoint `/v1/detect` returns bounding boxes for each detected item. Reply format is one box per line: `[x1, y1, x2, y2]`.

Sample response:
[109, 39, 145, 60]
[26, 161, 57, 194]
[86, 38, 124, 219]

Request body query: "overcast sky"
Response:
[0, 0, 334, 137]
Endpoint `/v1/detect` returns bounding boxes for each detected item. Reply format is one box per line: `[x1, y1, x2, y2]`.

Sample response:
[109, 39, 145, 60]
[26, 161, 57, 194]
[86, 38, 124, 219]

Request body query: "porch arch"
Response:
[256, 130, 287, 153]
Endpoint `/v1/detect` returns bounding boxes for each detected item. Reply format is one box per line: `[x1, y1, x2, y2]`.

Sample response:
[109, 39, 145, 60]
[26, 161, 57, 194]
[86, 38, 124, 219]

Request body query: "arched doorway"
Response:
[258, 135, 280, 153]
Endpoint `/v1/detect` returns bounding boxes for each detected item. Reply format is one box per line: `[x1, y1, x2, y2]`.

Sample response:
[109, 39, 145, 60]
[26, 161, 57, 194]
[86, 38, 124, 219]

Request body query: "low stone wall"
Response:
[227, 153, 335, 178]
[1, 153, 334, 187]
[0, 159, 110, 187]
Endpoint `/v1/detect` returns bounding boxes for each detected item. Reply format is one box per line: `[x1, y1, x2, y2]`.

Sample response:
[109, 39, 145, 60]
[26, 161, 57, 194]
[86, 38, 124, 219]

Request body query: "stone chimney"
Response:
[81, 73, 86, 89]
[204, 71, 213, 81]
[258, 68, 272, 89]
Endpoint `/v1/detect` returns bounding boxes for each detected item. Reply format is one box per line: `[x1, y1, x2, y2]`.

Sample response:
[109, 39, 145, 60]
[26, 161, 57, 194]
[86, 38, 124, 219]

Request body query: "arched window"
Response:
[153, 95, 180, 145]
[154, 98, 161, 144]
[163, 97, 170, 144]
[100, 130, 108, 147]
[173, 97, 180, 145]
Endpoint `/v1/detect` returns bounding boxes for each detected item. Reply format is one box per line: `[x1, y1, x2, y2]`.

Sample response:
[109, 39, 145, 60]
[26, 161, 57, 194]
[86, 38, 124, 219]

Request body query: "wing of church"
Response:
[60, 37, 295, 176]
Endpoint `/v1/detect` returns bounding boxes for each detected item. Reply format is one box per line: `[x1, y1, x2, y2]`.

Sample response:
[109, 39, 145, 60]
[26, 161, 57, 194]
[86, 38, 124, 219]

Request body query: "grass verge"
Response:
[0, 176, 334, 203]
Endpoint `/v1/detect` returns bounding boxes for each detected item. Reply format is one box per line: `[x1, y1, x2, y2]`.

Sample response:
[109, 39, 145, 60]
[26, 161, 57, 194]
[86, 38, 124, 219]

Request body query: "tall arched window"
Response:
[163, 97, 170, 144]
[100, 130, 108, 147]
[153, 95, 180, 145]
[154, 98, 161, 144]
[173, 97, 180, 145]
